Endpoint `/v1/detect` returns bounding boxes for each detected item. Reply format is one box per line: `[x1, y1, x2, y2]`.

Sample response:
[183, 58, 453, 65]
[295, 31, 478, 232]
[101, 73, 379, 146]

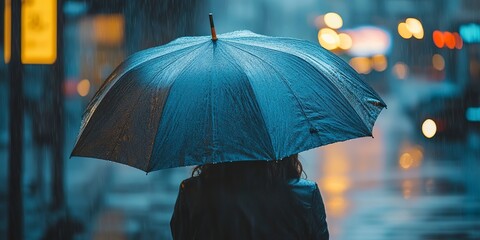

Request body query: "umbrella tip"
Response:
[209, 13, 218, 41]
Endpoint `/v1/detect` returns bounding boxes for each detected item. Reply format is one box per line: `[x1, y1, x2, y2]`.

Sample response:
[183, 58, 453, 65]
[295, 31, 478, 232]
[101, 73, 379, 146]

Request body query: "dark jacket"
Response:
[170, 177, 328, 240]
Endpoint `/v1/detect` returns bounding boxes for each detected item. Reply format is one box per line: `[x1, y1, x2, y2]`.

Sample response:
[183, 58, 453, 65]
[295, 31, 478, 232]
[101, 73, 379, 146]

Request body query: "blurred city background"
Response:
[1, 0, 479, 239]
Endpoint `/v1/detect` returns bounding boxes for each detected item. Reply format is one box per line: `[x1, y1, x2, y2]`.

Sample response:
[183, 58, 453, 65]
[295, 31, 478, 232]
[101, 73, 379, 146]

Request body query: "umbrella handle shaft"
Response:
[209, 13, 218, 41]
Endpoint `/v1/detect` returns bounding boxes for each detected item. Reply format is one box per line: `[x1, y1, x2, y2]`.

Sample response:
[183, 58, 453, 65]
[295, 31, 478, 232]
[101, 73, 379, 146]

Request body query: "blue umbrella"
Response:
[72, 14, 386, 172]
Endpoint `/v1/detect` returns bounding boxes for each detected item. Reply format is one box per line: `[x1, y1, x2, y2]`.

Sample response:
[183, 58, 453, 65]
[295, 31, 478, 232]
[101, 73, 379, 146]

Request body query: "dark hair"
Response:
[185, 154, 312, 238]
[192, 154, 305, 184]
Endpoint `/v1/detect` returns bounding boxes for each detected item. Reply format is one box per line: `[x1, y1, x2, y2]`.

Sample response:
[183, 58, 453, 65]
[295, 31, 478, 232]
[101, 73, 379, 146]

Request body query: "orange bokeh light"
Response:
[433, 30, 463, 50]
[432, 30, 444, 48]
[443, 32, 455, 49]
[453, 32, 463, 49]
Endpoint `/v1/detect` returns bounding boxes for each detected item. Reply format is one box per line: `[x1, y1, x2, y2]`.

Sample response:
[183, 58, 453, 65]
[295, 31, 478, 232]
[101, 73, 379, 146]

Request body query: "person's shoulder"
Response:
[179, 176, 202, 190]
[288, 178, 319, 207]
[288, 178, 318, 190]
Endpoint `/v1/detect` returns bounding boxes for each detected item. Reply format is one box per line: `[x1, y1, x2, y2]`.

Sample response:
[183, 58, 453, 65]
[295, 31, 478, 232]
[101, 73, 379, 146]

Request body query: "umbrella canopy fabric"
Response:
[71, 30, 386, 172]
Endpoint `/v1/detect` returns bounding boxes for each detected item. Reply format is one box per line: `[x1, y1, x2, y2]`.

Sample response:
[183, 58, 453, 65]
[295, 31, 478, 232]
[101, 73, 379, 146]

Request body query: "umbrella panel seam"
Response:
[217, 43, 277, 159]
[222, 41, 324, 145]
[148, 42, 211, 170]
[226, 39, 375, 134]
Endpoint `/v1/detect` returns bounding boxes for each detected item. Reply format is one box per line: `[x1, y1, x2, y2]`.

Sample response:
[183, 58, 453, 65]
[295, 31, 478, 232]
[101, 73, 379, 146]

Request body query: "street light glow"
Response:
[422, 119, 437, 138]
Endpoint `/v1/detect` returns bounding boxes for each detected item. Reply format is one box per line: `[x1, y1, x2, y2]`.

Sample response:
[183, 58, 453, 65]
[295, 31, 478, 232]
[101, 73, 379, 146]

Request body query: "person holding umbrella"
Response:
[72, 14, 385, 240]
[170, 154, 328, 239]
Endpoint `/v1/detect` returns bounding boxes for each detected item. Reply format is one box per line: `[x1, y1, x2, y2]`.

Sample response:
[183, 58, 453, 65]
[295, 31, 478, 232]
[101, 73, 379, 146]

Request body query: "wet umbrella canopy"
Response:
[72, 15, 386, 172]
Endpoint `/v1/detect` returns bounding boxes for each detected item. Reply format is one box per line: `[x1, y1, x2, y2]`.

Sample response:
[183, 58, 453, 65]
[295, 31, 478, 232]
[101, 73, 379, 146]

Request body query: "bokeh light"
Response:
[398, 22, 412, 39]
[349, 57, 372, 74]
[393, 62, 409, 79]
[444, 32, 455, 49]
[433, 30, 445, 48]
[318, 28, 340, 50]
[371, 54, 388, 72]
[338, 33, 353, 50]
[347, 26, 392, 56]
[453, 32, 463, 49]
[77, 79, 91, 97]
[433, 31, 463, 49]
[405, 18, 424, 39]
[432, 54, 445, 71]
[422, 119, 437, 138]
[410, 146, 424, 167]
[399, 153, 414, 169]
[324, 12, 343, 29]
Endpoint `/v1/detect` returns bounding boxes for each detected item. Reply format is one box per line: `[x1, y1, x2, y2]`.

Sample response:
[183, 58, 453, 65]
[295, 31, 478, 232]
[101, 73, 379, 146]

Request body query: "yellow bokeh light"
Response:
[349, 57, 372, 74]
[398, 22, 412, 39]
[338, 33, 353, 50]
[422, 119, 437, 138]
[324, 12, 343, 29]
[93, 14, 125, 46]
[318, 28, 339, 50]
[326, 196, 348, 217]
[432, 54, 445, 71]
[412, 30, 424, 39]
[410, 146, 423, 167]
[399, 153, 414, 169]
[321, 175, 351, 194]
[405, 18, 424, 39]
[371, 54, 388, 72]
[393, 62, 409, 79]
[77, 79, 91, 97]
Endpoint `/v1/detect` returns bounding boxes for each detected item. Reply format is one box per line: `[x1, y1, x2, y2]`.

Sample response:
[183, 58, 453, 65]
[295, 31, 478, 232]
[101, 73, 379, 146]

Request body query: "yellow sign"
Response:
[21, 0, 57, 64]
[4, 0, 11, 63]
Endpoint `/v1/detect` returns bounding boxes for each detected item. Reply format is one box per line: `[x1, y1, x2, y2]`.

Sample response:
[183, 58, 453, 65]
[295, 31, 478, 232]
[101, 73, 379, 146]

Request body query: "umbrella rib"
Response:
[147, 43, 210, 171]
[222, 41, 324, 144]
[78, 43, 207, 143]
[86, 42, 208, 172]
[218, 45, 277, 159]
[227, 40, 374, 134]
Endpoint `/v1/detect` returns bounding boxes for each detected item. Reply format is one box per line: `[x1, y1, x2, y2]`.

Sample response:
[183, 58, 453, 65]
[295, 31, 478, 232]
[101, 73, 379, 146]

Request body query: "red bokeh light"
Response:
[453, 32, 463, 49]
[432, 30, 444, 48]
[443, 32, 455, 49]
